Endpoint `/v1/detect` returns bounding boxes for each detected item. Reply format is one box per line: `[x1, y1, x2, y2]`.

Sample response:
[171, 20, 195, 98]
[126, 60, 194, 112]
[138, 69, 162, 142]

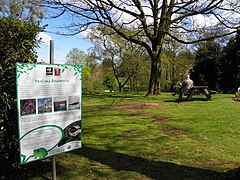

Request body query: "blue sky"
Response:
[37, 12, 93, 64]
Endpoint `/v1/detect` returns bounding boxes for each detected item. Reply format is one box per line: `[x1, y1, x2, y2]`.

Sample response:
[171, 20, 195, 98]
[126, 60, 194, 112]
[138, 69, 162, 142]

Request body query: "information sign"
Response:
[16, 63, 82, 164]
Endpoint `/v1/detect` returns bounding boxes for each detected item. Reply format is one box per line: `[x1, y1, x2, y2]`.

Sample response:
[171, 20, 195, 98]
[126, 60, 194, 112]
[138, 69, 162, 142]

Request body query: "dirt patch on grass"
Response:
[161, 127, 185, 138]
[117, 103, 159, 115]
[116, 103, 159, 115]
[122, 128, 138, 138]
[152, 115, 169, 122]
[115, 103, 170, 122]
[115, 103, 186, 138]
[117, 103, 159, 110]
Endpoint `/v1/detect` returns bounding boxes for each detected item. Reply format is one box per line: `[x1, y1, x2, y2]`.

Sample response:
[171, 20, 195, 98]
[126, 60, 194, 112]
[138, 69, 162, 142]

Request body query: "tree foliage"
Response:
[65, 48, 103, 91]
[191, 41, 222, 89]
[0, 0, 45, 22]
[102, 73, 117, 91]
[0, 17, 41, 173]
[190, 31, 240, 93]
[162, 38, 195, 91]
[88, 26, 149, 92]
[218, 33, 240, 92]
[65, 48, 87, 65]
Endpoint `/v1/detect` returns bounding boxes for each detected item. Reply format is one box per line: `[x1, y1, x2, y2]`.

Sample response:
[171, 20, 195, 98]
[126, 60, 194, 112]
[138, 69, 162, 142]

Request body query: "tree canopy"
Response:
[65, 48, 87, 65]
[88, 26, 147, 92]
[0, 0, 45, 22]
[45, 0, 240, 95]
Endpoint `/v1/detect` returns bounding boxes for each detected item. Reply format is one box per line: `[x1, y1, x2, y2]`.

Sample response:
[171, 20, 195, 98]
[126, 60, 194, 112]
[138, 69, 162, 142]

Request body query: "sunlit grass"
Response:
[20, 92, 240, 179]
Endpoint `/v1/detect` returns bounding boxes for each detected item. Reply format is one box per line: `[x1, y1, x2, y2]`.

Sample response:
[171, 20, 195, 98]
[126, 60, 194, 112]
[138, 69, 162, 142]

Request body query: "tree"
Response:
[46, 0, 240, 95]
[162, 38, 194, 91]
[88, 26, 145, 92]
[65, 48, 103, 91]
[218, 32, 240, 92]
[102, 73, 117, 91]
[190, 40, 222, 90]
[65, 48, 87, 65]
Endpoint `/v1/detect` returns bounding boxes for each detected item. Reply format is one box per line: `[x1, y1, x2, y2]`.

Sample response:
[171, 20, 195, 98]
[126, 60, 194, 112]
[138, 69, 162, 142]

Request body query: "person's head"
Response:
[185, 74, 190, 80]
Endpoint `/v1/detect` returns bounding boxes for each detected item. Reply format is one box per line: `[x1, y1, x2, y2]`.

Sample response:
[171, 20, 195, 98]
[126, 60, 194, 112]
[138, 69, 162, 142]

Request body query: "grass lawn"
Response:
[3, 92, 240, 179]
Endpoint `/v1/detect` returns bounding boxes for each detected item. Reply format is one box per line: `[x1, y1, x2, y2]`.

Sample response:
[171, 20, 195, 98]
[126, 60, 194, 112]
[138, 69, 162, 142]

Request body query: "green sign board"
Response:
[16, 63, 82, 164]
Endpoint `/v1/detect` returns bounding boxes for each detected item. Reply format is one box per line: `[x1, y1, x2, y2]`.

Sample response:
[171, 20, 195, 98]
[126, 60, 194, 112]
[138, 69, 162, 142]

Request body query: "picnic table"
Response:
[234, 92, 240, 101]
[185, 86, 212, 100]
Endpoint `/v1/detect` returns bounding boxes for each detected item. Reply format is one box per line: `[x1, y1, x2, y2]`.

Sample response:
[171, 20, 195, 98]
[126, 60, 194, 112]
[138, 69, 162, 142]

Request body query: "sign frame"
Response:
[16, 63, 82, 164]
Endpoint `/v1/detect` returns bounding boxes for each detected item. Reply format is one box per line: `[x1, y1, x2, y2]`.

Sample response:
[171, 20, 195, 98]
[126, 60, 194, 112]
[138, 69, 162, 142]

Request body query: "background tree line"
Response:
[191, 30, 240, 93]
[46, 0, 240, 95]
[66, 28, 240, 94]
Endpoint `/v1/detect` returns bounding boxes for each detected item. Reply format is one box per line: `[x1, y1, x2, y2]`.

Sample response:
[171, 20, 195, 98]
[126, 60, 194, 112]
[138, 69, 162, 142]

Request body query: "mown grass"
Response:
[4, 92, 240, 179]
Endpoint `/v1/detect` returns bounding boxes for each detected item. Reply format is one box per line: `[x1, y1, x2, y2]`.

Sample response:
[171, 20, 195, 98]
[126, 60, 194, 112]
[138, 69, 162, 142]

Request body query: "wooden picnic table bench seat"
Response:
[185, 86, 212, 100]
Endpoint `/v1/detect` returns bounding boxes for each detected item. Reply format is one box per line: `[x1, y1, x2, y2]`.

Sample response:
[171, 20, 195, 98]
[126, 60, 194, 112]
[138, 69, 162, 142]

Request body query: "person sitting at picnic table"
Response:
[172, 74, 194, 100]
[234, 86, 240, 100]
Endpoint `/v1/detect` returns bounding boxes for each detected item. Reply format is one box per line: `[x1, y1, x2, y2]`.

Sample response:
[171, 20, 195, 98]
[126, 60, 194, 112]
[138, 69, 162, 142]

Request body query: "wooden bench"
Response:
[185, 86, 212, 100]
[234, 92, 240, 101]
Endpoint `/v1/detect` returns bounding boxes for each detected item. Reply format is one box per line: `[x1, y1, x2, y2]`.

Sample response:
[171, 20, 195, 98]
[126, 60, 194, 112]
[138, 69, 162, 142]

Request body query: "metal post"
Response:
[50, 40, 57, 180]
[52, 156, 56, 180]
[50, 40, 54, 64]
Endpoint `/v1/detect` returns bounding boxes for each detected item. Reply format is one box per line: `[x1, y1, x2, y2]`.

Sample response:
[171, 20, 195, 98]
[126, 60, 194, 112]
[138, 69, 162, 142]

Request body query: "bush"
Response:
[0, 17, 41, 172]
[102, 74, 117, 91]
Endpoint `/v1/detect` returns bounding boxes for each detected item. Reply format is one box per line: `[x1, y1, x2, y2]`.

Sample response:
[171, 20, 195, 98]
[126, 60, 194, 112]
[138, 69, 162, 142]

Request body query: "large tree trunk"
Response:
[146, 55, 162, 96]
[118, 81, 123, 92]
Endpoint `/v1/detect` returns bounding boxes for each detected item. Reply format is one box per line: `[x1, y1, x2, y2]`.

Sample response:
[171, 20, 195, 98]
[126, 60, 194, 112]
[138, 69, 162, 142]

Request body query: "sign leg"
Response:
[52, 156, 56, 180]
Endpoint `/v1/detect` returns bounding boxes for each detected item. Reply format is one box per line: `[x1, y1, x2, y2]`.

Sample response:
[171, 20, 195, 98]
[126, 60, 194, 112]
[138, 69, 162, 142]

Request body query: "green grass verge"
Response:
[3, 92, 240, 179]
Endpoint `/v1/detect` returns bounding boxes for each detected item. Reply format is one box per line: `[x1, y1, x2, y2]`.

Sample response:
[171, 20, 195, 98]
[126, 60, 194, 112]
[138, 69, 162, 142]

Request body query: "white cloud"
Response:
[37, 32, 52, 46]
[80, 29, 90, 38]
[192, 14, 218, 28]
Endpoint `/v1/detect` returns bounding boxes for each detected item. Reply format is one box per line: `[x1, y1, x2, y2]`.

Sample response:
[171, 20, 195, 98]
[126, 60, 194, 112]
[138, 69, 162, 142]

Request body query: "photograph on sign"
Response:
[16, 63, 82, 164]
[37, 97, 52, 114]
[20, 99, 36, 116]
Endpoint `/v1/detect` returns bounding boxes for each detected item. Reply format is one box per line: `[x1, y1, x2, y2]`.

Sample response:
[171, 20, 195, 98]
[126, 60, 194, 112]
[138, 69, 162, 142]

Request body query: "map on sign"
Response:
[16, 63, 82, 164]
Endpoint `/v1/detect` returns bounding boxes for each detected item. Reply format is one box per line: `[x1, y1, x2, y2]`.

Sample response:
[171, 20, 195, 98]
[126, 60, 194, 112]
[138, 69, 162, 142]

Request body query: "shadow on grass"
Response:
[72, 145, 239, 180]
[1, 158, 67, 180]
[164, 97, 210, 103]
[2, 146, 239, 179]
[83, 93, 142, 99]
